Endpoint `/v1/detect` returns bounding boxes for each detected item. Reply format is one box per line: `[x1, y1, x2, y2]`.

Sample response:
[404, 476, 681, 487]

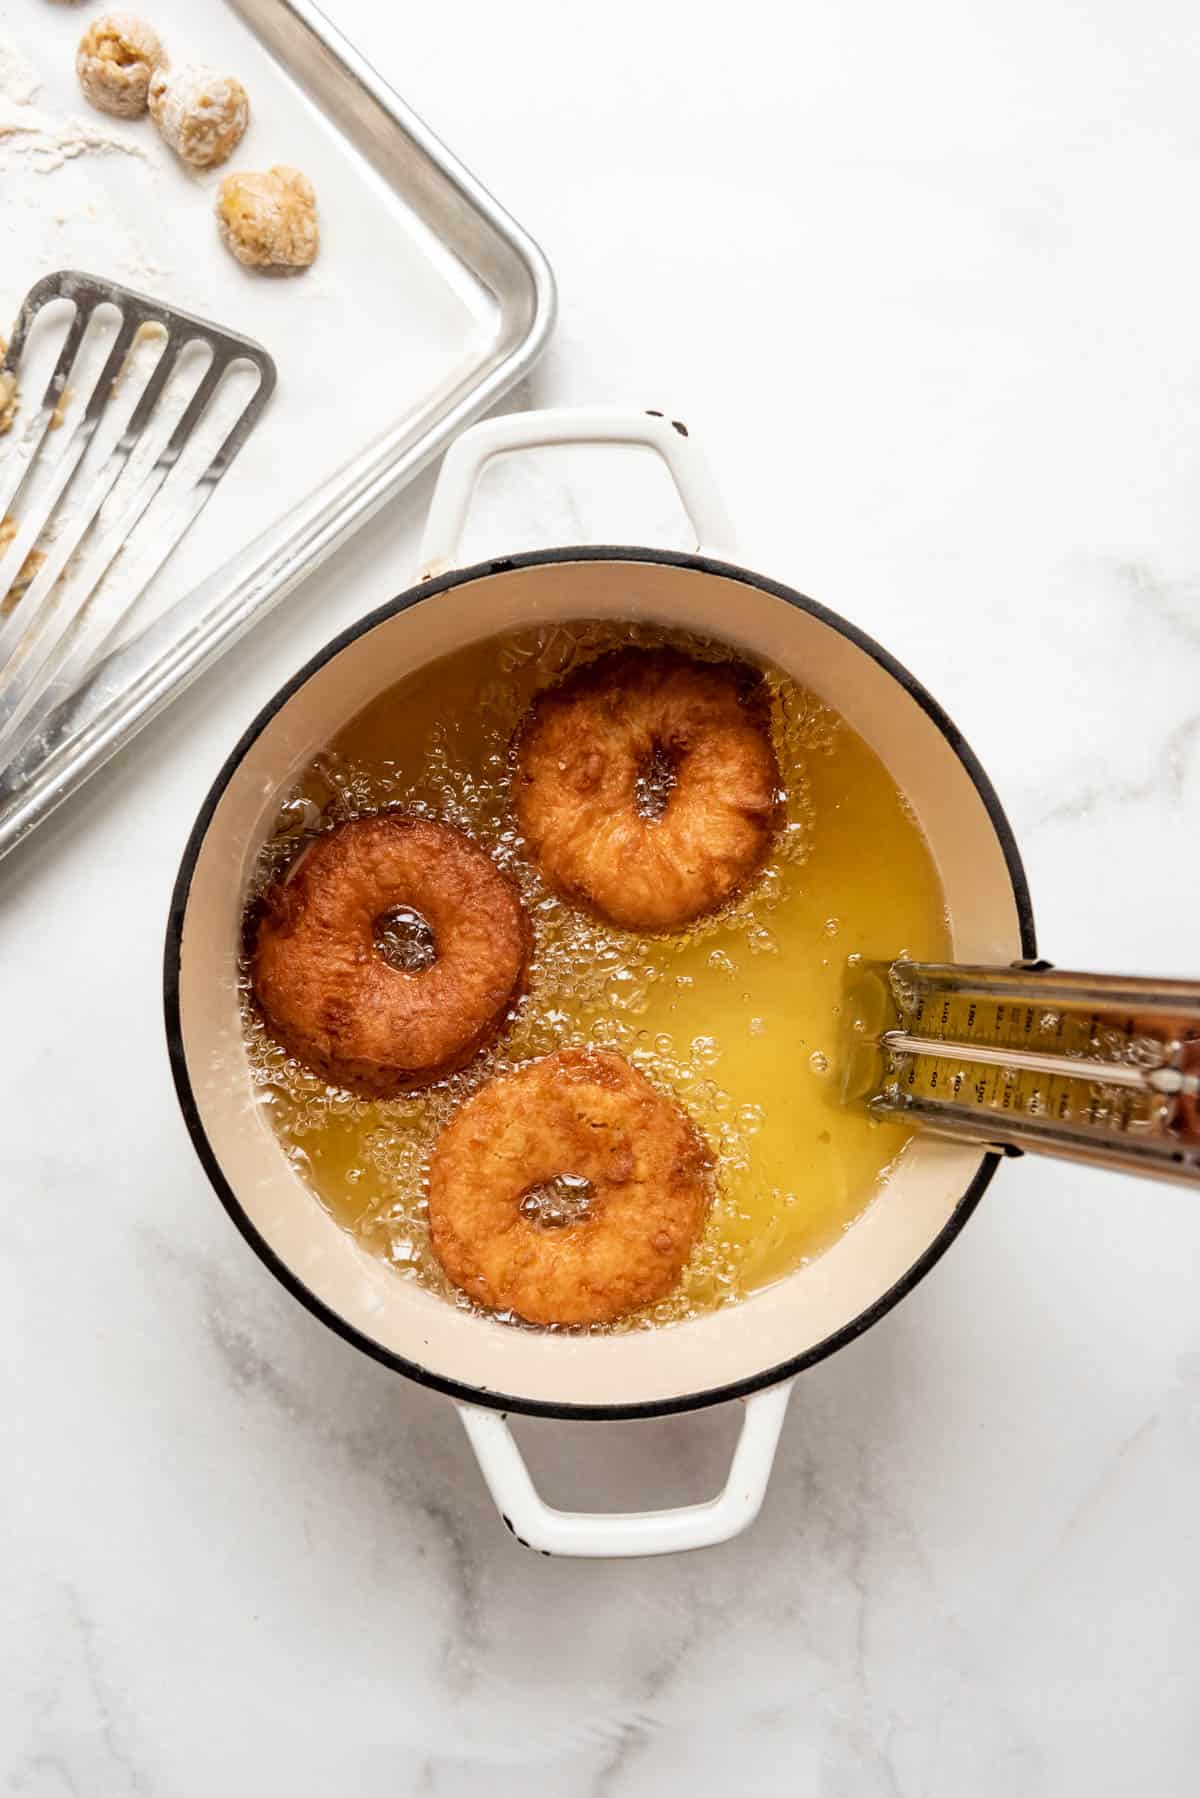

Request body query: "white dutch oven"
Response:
[165, 409, 1032, 1557]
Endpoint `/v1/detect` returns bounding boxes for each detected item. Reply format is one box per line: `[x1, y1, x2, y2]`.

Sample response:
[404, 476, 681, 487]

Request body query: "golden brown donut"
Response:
[513, 648, 780, 932]
[251, 813, 527, 1095]
[428, 1048, 713, 1325]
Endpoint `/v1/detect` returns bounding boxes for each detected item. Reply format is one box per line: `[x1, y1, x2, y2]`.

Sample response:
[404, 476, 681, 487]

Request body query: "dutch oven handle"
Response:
[457, 1386, 794, 1558]
[419, 406, 790, 1556]
[418, 405, 737, 577]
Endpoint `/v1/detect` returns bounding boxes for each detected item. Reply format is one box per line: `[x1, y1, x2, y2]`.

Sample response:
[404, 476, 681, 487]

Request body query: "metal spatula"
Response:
[0, 270, 275, 771]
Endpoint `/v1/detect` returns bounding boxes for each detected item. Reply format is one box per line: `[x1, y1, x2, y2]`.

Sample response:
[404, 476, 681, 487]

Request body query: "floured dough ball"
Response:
[216, 166, 319, 270]
[76, 12, 166, 118]
[148, 63, 248, 168]
[0, 340, 18, 437]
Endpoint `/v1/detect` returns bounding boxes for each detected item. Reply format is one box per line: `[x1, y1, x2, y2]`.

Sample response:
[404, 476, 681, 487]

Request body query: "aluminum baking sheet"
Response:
[0, 0, 554, 861]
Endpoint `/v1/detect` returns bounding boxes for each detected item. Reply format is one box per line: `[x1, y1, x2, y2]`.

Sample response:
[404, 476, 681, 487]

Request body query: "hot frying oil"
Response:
[243, 620, 950, 1328]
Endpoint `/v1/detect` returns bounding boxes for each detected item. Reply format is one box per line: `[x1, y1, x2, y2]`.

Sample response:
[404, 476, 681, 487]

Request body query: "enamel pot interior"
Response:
[166, 550, 1033, 1418]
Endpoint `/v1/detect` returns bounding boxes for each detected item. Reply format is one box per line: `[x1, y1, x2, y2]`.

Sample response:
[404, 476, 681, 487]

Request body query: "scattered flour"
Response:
[0, 37, 40, 107]
[0, 97, 149, 171]
[119, 249, 173, 282]
[0, 30, 148, 172]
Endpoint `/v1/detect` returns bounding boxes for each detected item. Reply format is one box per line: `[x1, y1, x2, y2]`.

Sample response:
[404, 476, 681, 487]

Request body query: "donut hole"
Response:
[518, 1173, 595, 1229]
[372, 904, 437, 974]
[634, 739, 683, 821]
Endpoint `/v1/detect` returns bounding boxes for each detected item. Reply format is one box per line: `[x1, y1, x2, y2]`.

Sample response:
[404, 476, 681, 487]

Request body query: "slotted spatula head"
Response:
[0, 270, 275, 771]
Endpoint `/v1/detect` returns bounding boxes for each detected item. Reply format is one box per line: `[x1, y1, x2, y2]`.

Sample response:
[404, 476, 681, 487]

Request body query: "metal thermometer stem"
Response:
[879, 1030, 1199, 1097]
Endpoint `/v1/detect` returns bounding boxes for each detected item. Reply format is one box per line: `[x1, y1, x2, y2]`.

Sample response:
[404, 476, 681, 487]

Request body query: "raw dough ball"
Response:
[216, 166, 319, 270]
[76, 12, 166, 118]
[148, 63, 248, 168]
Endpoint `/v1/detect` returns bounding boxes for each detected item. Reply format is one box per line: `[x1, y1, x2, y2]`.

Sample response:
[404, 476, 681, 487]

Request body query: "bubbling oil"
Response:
[242, 619, 951, 1329]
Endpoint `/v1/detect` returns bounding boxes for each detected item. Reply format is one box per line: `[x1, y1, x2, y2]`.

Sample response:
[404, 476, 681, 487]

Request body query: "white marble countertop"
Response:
[4, 1, 1200, 1792]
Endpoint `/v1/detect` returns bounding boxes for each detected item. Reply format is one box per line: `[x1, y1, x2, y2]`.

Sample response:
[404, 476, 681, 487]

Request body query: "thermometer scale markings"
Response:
[879, 970, 1200, 1148]
[887, 988, 1177, 1138]
[847, 962, 1200, 1183]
